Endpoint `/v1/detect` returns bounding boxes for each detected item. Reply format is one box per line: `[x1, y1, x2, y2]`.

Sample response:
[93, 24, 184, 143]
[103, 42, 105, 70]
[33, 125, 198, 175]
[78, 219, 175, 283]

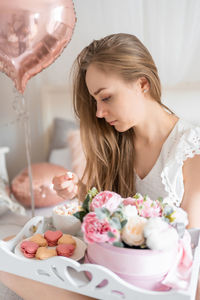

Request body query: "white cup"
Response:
[52, 204, 81, 235]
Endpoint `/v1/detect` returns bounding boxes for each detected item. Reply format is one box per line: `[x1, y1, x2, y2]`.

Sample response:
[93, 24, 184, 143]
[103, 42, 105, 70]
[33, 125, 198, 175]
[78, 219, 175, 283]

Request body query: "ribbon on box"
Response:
[162, 230, 193, 290]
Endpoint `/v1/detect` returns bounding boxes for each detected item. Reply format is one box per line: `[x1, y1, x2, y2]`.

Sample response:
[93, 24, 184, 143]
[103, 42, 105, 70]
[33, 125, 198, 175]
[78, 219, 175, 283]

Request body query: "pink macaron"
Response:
[56, 243, 75, 257]
[20, 240, 39, 258]
[44, 230, 63, 246]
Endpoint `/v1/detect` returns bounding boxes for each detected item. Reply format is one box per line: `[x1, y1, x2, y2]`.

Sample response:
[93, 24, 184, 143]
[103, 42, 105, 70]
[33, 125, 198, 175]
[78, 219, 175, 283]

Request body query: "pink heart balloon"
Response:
[0, 0, 76, 93]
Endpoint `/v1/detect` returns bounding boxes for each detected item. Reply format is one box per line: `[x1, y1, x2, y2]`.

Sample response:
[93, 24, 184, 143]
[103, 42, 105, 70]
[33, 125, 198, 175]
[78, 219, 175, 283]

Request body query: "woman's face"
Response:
[85, 64, 147, 132]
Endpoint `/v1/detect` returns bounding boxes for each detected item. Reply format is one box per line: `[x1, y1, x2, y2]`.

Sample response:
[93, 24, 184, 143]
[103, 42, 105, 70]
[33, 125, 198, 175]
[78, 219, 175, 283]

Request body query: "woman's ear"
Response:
[138, 77, 149, 93]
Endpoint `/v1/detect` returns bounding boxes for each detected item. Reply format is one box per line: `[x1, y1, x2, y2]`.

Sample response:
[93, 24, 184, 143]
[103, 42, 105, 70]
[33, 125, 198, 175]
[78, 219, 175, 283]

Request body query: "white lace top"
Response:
[135, 119, 200, 207]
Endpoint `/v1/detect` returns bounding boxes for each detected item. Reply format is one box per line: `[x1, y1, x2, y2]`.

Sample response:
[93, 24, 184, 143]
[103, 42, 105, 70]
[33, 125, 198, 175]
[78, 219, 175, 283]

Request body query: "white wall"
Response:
[162, 85, 200, 126]
[0, 0, 200, 180]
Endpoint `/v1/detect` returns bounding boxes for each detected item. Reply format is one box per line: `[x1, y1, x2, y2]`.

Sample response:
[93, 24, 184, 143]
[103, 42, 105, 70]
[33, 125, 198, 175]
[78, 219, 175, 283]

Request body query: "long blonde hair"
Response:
[72, 33, 170, 198]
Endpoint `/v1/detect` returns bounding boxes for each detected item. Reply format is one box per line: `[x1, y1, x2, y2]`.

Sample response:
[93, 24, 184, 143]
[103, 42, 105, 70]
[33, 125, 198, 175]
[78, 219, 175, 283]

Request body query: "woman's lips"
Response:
[108, 120, 117, 125]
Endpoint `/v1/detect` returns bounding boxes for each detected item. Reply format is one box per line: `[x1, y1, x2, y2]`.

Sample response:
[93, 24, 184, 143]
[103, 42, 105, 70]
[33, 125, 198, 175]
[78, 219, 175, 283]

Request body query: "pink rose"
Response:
[123, 193, 143, 206]
[123, 197, 137, 206]
[90, 191, 122, 213]
[123, 195, 162, 218]
[138, 197, 162, 218]
[81, 212, 119, 244]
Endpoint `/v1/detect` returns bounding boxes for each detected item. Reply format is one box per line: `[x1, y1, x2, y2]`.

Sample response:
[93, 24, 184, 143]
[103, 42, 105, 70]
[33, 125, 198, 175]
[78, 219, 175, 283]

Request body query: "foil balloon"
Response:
[0, 0, 76, 93]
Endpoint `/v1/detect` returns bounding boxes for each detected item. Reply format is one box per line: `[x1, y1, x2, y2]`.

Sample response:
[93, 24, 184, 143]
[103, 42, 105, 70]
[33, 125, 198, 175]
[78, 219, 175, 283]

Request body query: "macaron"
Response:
[56, 244, 75, 257]
[29, 234, 48, 247]
[44, 230, 63, 246]
[20, 240, 39, 258]
[35, 247, 57, 260]
[57, 234, 76, 247]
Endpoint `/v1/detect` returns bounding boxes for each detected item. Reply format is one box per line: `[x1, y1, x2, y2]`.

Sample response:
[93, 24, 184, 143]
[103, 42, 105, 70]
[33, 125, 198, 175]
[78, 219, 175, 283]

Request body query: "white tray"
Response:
[0, 216, 200, 300]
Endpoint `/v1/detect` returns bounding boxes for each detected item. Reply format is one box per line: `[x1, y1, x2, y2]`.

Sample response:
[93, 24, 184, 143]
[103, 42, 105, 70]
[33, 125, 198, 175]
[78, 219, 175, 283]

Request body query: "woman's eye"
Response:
[102, 96, 111, 102]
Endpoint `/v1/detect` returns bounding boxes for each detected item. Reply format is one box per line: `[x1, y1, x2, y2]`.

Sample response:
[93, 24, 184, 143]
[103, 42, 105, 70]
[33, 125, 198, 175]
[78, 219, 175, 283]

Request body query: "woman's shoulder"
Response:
[174, 118, 200, 163]
[160, 118, 200, 206]
[161, 118, 200, 164]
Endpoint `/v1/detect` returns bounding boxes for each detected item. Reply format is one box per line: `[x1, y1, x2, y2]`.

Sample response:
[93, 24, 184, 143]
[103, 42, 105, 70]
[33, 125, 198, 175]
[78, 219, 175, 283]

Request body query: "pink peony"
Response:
[90, 191, 122, 213]
[123, 194, 162, 218]
[123, 197, 137, 206]
[138, 197, 162, 218]
[81, 212, 119, 244]
[123, 193, 143, 206]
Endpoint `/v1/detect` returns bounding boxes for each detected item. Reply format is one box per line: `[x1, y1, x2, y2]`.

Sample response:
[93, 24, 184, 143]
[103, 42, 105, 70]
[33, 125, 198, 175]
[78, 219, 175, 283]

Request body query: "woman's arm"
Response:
[181, 154, 200, 228]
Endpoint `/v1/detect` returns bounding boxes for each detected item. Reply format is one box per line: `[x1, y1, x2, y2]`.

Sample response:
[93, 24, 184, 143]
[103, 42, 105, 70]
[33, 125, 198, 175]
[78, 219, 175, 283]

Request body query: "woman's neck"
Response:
[133, 100, 179, 146]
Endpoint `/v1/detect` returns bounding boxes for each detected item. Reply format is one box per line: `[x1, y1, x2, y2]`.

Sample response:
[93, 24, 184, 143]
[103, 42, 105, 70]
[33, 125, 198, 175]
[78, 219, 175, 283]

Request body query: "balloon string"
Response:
[13, 88, 35, 218]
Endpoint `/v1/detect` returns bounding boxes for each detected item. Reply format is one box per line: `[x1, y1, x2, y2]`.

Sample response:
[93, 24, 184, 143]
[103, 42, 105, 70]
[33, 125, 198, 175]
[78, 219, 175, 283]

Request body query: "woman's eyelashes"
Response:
[91, 95, 111, 102]
[101, 96, 111, 102]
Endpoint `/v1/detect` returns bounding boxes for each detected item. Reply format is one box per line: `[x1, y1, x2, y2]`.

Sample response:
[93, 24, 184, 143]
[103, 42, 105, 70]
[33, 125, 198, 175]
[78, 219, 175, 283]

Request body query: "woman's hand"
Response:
[52, 171, 79, 200]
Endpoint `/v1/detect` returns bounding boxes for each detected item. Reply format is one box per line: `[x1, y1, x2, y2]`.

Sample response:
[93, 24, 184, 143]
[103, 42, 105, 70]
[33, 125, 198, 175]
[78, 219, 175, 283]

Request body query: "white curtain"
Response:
[139, 0, 200, 87]
[92, 0, 200, 87]
[47, 0, 200, 88]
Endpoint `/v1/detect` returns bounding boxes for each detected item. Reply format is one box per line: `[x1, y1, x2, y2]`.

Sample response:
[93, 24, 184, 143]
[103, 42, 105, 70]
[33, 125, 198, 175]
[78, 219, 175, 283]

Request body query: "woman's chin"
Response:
[114, 124, 132, 132]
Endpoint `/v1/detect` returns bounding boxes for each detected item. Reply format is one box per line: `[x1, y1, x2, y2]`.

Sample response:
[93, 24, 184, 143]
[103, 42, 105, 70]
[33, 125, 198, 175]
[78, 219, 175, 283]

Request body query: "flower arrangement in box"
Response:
[74, 188, 193, 291]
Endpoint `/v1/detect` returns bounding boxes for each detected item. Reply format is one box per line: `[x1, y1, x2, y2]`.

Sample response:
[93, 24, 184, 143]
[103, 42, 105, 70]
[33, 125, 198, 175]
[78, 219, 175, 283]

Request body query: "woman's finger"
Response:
[52, 174, 67, 186]
[57, 189, 75, 200]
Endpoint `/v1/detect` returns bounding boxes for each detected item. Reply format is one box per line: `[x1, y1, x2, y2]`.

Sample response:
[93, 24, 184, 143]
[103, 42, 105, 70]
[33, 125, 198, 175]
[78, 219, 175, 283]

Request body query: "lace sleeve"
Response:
[161, 126, 200, 207]
[176, 127, 200, 163]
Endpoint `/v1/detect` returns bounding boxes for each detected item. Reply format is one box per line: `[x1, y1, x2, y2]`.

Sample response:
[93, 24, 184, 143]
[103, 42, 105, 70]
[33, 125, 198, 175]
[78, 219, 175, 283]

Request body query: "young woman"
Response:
[53, 34, 200, 299]
[2, 33, 198, 300]
[53, 33, 200, 230]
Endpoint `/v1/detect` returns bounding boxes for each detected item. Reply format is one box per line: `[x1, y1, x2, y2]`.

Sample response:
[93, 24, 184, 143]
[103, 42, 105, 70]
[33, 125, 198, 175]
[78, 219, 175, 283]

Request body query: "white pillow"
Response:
[48, 147, 72, 170]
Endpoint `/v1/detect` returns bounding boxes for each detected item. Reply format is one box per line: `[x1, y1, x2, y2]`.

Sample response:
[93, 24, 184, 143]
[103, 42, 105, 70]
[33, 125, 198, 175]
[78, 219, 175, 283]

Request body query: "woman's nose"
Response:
[96, 102, 106, 118]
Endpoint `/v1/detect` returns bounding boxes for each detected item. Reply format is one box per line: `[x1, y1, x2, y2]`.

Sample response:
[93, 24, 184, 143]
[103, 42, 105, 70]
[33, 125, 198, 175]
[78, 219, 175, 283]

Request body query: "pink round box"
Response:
[85, 242, 178, 291]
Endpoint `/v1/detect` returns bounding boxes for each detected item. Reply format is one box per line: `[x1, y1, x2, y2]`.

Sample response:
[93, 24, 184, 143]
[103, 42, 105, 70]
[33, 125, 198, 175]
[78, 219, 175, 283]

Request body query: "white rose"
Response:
[122, 215, 147, 246]
[144, 217, 179, 251]
[123, 205, 138, 219]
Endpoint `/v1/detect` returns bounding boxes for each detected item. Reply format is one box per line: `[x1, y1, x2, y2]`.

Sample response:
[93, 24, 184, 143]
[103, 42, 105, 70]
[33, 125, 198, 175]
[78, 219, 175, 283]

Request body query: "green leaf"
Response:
[82, 194, 90, 212]
[143, 195, 147, 201]
[140, 243, 147, 249]
[95, 208, 107, 220]
[82, 187, 99, 213]
[101, 207, 110, 216]
[88, 187, 98, 198]
[118, 203, 124, 209]
[113, 241, 124, 248]
[133, 193, 139, 199]
[157, 197, 163, 203]
[107, 231, 115, 238]
[73, 210, 87, 223]
[121, 219, 127, 228]
[109, 217, 121, 230]
[113, 211, 123, 219]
